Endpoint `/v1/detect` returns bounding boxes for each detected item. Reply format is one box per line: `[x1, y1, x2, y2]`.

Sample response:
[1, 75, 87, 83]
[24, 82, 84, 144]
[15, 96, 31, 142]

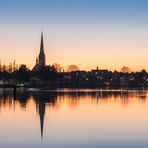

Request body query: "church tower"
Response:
[32, 32, 46, 72]
[39, 32, 45, 66]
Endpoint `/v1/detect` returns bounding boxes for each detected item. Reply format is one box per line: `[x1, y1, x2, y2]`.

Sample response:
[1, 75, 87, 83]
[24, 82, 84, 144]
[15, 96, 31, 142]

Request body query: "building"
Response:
[32, 32, 46, 72]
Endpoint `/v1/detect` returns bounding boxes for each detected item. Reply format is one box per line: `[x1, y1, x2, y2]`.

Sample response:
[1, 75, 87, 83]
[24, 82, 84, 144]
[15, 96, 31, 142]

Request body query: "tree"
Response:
[53, 63, 63, 72]
[67, 65, 80, 72]
[36, 65, 58, 82]
[0, 71, 11, 84]
[121, 66, 131, 73]
[12, 64, 30, 84]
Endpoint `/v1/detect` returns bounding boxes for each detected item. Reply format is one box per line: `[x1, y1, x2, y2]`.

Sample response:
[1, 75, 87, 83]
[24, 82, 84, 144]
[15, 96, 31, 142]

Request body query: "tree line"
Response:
[0, 63, 148, 88]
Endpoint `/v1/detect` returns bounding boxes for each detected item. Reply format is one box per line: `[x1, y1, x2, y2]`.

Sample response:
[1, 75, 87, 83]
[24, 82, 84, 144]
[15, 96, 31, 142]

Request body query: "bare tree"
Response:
[53, 63, 63, 72]
[67, 65, 80, 72]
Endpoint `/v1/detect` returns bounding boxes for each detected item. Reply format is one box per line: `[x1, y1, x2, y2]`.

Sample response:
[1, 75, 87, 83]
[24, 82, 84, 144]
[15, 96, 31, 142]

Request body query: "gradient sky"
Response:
[0, 0, 148, 71]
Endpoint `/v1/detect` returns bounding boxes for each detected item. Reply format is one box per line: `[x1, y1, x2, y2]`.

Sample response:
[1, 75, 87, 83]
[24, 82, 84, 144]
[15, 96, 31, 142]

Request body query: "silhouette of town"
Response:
[0, 33, 148, 88]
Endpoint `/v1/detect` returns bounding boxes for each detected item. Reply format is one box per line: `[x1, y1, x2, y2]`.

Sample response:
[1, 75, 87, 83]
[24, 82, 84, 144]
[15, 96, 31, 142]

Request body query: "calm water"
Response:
[0, 88, 148, 148]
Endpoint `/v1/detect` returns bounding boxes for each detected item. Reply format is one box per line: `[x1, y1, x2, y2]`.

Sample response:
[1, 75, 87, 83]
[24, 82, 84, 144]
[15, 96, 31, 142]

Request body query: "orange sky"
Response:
[1, 29, 148, 72]
[0, 1, 148, 71]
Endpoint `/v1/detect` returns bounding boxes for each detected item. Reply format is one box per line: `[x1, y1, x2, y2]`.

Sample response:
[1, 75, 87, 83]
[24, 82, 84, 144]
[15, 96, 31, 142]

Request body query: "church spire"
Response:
[32, 32, 46, 72]
[38, 32, 45, 66]
[40, 32, 44, 55]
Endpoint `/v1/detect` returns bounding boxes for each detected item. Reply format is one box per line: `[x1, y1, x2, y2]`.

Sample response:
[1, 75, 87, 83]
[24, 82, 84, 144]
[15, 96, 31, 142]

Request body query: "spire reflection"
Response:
[0, 88, 147, 140]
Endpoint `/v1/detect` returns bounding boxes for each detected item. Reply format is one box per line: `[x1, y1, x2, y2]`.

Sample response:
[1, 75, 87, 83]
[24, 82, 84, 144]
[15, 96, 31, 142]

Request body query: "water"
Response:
[0, 88, 148, 148]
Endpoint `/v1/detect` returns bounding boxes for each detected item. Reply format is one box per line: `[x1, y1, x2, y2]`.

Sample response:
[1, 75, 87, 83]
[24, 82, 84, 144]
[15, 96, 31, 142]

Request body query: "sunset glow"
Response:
[0, 0, 148, 71]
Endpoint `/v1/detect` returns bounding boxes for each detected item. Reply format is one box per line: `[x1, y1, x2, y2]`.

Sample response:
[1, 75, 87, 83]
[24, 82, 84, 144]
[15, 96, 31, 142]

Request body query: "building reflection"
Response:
[0, 88, 147, 140]
[38, 95, 45, 140]
[34, 92, 58, 140]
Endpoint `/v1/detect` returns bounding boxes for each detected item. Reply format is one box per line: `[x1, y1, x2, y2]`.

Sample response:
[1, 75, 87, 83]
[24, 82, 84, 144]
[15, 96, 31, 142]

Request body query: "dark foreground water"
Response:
[0, 88, 148, 148]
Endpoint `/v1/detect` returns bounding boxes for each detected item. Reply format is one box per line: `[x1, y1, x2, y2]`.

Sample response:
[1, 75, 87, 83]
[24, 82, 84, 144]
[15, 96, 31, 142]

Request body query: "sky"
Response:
[0, 0, 148, 71]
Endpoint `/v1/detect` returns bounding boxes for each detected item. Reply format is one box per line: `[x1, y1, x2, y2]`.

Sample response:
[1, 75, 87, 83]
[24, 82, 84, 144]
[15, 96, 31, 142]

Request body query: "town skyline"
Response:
[0, 31, 148, 72]
[1, 34, 147, 88]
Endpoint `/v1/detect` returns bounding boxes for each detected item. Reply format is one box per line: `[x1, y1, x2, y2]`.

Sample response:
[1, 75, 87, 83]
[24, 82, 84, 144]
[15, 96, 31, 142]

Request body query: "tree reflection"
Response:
[0, 88, 147, 140]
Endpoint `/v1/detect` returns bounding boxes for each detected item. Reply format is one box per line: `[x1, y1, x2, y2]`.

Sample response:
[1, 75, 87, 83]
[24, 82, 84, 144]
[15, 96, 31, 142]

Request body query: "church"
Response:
[32, 32, 46, 72]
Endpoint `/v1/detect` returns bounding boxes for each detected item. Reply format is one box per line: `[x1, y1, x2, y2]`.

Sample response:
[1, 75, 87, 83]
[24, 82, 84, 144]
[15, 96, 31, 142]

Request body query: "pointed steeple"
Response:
[40, 32, 45, 55]
[32, 32, 46, 72]
[38, 32, 45, 66]
[96, 66, 99, 71]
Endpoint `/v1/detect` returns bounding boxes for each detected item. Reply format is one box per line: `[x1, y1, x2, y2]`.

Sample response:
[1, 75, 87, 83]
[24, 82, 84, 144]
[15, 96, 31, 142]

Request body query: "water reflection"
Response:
[0, 88, 147, 146]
